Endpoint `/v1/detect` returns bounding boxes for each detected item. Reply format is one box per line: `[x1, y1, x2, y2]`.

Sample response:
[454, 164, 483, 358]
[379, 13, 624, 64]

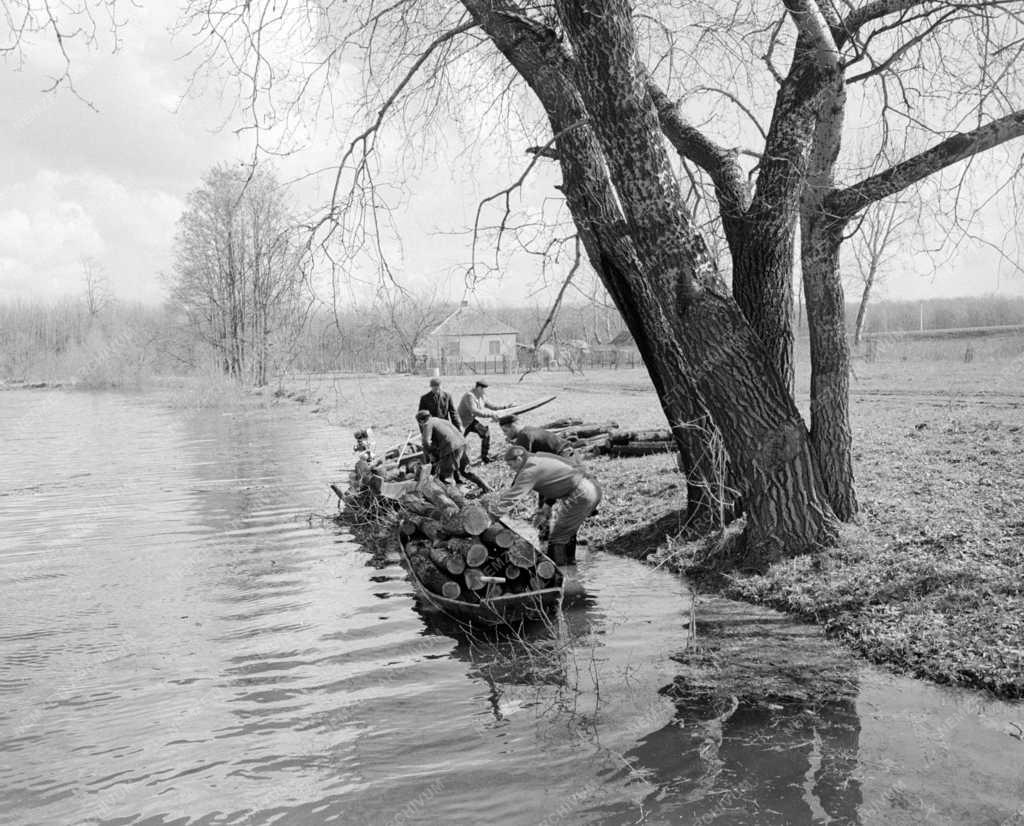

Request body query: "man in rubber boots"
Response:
[489, 445, 601, 565]
[415, 410, 490, 493]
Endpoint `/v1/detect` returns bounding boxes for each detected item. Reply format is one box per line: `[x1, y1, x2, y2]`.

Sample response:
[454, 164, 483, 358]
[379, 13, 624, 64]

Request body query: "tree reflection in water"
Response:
[408, 558, 867, 826]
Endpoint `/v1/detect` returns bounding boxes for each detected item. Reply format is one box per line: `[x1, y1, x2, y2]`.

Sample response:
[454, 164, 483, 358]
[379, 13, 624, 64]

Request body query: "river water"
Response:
[1, 389, 1021, 826]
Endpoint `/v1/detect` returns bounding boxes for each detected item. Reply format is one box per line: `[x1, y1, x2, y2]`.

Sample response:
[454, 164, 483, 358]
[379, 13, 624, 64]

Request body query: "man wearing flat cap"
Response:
[457, 380, 512, 464]
[488, 445, 601, 565]
[418, 377, 462, 430]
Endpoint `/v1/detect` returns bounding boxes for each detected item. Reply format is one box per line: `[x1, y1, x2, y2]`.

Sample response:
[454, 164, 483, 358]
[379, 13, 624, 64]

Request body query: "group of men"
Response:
[413, 377, 600, 565]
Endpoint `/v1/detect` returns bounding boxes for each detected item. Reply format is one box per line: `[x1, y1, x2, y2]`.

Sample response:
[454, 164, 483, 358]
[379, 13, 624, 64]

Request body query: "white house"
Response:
[424, 304, 519, 364]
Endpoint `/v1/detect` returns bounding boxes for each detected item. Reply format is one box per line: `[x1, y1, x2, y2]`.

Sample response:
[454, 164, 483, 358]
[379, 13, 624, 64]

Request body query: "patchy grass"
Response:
[299, 356, 1024, 698]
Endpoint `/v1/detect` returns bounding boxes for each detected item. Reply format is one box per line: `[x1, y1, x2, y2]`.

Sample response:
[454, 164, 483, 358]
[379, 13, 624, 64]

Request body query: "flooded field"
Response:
[1, 388, 1022, 825]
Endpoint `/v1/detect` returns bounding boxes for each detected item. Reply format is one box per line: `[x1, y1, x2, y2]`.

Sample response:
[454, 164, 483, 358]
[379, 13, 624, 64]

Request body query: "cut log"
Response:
[441, 581, 462, 600]
[453, 503, 491, 536]
[608, 428, 674, 445]
[504, 564, 522, 580]
[606, 440, 678, 457]
[407, 550, 460, 597]
[544, 417, 583, 429]
[484, 582, 504, 600]
[429, 546, 467, 576]
[479, 524, 515, 549]
[536, 559, 556, 580]
[440, 503, 490, 536]
[560, 421, 619, 438]
[507, 539, 536, 569]
[398, 519, 420, 538]
[464, 543, 488, 567]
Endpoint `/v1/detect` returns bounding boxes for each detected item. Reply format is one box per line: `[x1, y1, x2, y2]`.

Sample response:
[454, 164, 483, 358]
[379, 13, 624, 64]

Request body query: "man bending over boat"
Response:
[415, 410, 491, 493]
[489, 446, 601, 565]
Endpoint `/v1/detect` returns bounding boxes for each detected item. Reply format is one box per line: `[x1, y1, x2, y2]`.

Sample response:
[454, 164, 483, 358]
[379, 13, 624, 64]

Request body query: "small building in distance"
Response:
[423, 303, 519, 368]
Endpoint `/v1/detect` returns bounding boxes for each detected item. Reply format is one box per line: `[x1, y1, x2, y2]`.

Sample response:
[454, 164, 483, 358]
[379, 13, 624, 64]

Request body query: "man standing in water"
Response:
[457, 380, 511, 464]
[488, 446, 601, 565]
[415, 410, 491, 493]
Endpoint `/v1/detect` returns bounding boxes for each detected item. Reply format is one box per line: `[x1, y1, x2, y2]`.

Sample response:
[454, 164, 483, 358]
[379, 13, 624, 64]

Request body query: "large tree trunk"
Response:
[801, 78, 858, 520]
[465, 0, 839, 566]
[729, 218, 797, 392]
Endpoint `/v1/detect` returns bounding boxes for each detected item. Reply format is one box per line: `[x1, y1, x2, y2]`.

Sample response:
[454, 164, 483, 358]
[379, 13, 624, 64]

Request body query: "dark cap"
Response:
[429, 377, 441, 387]
[497, 414, 517, 426]
[354, 428, 369, 439]
[475, 380, 488, 388]
[415, 409, 431, 422]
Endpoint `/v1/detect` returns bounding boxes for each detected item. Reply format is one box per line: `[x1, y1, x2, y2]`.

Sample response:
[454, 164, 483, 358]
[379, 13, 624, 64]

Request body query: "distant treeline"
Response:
[842, 295, 1024, 335]
[4, 293, 1023, 384]
[0, 298, 203, 385]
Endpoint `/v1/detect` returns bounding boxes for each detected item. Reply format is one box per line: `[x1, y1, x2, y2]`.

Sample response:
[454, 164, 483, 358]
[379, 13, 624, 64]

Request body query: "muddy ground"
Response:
[293, 355, 1024, 698]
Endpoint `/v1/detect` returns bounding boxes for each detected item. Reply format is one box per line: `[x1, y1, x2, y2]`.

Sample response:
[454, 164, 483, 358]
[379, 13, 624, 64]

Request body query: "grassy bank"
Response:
[298, 357, 1023, 698]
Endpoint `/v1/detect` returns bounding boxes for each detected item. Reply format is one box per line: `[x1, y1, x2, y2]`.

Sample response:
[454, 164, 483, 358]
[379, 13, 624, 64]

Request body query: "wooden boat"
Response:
[397, 521, 564, 627]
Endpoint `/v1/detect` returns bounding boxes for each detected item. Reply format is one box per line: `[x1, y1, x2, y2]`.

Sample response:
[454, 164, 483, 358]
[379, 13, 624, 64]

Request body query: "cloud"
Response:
[0, 170, 182, 303]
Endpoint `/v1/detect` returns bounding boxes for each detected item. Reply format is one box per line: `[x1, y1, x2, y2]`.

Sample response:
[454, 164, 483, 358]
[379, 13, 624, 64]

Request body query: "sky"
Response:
[1, 3, 1022, 310]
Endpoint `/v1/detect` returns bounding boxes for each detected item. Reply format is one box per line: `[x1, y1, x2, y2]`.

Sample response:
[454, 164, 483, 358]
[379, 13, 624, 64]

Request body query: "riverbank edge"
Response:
[595, 494, 1023, 701]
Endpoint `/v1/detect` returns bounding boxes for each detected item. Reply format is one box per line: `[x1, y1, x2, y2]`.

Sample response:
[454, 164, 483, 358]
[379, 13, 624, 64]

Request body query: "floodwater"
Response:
[1, 389, 1021, 826]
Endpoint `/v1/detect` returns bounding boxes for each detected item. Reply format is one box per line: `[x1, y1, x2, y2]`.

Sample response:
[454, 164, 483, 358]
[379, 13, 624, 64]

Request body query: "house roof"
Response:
[430, 306, 519, 337]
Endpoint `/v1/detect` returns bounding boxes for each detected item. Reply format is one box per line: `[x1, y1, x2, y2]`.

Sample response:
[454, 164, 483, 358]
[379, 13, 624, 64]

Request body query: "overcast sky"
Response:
[1, 3, 1022, 309]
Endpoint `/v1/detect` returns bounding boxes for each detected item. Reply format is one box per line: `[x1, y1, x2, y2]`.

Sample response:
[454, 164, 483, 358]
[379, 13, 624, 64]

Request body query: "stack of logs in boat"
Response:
[398, 480, 558, 603]
[545, 419, 678, 457]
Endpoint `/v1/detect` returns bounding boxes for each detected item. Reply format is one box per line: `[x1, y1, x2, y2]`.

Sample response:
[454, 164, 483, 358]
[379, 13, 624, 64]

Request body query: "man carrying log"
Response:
[416, 409, 491, 493]
[498, 414, 572, 457]
[457, 380, 512, 464]
[489, 445, 601, 565]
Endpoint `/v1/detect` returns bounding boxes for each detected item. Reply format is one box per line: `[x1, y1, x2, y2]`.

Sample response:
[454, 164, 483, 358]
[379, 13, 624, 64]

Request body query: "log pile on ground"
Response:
[543, 419, 676, 457]
[398, 477, 560, 603]
[603, 428, 677, 457]
[544, 418, 620, 454]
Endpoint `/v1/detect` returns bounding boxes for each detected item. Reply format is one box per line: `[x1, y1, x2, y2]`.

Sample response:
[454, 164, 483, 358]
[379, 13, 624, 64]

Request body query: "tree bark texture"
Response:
[463, 0, 839, 564]
[800, 77, 858, 520]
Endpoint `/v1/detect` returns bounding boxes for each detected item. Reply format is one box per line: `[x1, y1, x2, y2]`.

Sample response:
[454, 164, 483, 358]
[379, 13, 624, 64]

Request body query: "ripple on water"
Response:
[1, 390, 1022, 826]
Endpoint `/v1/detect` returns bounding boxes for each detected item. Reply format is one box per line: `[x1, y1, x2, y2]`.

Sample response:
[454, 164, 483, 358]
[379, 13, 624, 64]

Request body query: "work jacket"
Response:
[418, 390, 462, 429]
[458, 391, 504, 427]
[419, 416, 466, 460]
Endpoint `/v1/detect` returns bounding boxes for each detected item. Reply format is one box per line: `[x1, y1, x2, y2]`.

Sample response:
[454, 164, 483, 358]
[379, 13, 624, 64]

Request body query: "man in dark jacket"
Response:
[498, 414, 572, 456]
[417, 377, 462, 429]
[416, 410, 490, 492]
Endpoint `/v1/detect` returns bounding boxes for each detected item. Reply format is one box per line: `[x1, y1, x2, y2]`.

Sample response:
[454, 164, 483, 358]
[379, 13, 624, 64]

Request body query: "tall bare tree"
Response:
[170, 164, 311, 386]
[80, 256, 111, 320]
[847, 199, 915, 347]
